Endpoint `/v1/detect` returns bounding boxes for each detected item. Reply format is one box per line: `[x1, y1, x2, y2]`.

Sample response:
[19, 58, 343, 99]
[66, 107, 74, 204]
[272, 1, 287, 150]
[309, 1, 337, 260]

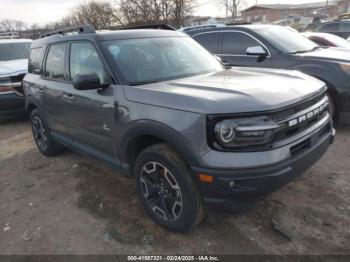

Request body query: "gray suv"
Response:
[24, 25, 335, 231]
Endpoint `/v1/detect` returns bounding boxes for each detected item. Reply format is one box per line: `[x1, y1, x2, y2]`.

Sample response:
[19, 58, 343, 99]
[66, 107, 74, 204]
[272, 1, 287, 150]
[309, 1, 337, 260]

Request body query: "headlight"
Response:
[212, 116, 279, 150]
[339, 63, 350, 75]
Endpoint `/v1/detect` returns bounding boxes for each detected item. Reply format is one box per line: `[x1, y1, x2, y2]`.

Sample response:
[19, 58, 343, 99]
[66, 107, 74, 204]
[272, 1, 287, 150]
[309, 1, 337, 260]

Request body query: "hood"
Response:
[295, 47, 350, 63]
[124, 67, 326, 114]
[0, 59, 28, 77]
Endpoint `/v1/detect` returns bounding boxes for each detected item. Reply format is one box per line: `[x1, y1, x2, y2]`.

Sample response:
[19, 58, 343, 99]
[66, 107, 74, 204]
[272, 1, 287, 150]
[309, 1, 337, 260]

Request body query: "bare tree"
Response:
[118, 0, 194, 27]
[63, 0, 119, 30]
[218, 0, 245, 20]
[0, 19, 27, 32]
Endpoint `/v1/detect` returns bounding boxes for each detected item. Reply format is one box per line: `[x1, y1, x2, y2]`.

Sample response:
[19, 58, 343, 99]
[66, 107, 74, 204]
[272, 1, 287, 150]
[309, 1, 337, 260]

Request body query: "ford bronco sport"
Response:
[24, 25, 335, 231]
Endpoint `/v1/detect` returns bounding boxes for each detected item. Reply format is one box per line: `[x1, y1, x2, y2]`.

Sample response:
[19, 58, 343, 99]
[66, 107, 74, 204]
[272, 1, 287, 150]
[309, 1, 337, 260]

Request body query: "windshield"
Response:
[0, 42, 31, 61]
[255, 26, 319, 54]
[104, 37, 223, 85]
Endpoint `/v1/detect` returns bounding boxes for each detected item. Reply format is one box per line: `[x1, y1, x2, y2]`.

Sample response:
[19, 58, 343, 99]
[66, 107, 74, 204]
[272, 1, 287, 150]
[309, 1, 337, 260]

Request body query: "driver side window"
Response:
[222, 32, 263, 55]
[70, 42, 109, 84]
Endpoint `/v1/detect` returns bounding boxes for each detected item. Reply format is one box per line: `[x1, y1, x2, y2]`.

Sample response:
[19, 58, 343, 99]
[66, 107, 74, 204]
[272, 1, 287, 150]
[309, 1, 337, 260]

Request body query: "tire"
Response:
[134, 143, 205, 232]
[326, 93, 336, 120]
[30, 109, 63, 156]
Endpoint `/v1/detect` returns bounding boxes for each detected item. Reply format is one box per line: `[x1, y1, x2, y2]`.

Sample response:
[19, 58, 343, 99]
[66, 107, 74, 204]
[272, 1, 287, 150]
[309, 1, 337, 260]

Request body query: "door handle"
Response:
[62, 93, 76, 102]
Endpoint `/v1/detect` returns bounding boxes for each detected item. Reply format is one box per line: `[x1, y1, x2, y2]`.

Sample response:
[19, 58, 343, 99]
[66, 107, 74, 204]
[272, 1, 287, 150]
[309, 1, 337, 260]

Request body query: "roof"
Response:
[241, 1, 338, 12]
[31, 29, 187, 48]
[0, 39, 33, 44]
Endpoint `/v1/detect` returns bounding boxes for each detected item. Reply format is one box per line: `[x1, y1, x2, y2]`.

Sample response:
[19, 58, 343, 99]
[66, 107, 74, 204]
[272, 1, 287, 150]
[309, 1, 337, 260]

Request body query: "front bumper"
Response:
[0, 92, 25, 121]
[192, 121, 335, 213]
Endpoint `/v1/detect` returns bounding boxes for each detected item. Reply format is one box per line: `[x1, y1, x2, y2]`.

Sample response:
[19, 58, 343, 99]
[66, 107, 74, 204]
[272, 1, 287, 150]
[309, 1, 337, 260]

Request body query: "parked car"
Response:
[188, 25, 350, 125]
[24, 25, 334, 231]
[316, 20, 350, 39]
[301, 32, 350, 49]
[0, 38, 32, 122]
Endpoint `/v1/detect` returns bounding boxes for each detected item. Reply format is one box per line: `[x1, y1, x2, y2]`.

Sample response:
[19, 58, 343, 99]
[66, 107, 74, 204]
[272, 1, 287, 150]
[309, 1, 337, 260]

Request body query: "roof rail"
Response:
[40, 24, 95, 38]
[121, 24, 176, 31]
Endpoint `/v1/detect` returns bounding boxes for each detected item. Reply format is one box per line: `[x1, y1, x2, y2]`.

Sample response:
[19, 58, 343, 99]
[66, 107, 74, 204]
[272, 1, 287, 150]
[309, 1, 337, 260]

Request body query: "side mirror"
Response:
[73, 73, 101, 90]
[246, 46, 267, 57]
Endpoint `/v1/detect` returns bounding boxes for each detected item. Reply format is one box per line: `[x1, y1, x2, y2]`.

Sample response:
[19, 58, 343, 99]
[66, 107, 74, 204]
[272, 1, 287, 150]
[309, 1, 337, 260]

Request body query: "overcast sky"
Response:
[0, 0, 329, 26]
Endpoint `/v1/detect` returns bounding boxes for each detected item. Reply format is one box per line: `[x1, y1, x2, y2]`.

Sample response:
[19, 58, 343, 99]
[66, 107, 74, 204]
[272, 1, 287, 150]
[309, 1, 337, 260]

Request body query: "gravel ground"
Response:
[0, 120, 349, 255]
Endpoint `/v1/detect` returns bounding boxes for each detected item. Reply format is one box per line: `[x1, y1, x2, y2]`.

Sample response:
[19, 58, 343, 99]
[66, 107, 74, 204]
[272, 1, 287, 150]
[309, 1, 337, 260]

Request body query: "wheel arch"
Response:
[119, 120, 200, 176]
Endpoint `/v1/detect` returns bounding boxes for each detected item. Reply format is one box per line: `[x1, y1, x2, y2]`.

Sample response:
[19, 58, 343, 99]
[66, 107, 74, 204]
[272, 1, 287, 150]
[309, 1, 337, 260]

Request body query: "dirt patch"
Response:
[0, 120, 349, 255]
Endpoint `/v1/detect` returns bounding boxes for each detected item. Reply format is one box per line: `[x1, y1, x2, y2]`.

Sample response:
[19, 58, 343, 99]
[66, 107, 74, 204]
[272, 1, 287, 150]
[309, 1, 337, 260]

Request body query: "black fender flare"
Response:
[118, 120, 200, 173]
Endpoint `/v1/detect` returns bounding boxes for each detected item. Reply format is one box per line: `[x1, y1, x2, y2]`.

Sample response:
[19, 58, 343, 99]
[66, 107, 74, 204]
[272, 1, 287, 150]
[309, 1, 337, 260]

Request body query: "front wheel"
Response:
[134, 144, 205, 232]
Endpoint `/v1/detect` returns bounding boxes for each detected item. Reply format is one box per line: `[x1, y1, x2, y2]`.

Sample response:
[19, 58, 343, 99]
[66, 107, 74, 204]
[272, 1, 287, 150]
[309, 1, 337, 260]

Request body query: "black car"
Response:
[316, 20, 350, 39]
[188, 25, 350, 125]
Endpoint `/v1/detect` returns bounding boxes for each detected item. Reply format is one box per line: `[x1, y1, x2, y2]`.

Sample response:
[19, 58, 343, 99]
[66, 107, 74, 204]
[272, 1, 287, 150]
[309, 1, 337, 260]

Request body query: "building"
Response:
[241, 0, 350, 24]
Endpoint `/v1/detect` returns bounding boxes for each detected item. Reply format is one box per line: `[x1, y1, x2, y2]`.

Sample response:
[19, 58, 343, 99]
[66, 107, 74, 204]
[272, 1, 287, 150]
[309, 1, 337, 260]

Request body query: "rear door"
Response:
[41, 43, 71, 137]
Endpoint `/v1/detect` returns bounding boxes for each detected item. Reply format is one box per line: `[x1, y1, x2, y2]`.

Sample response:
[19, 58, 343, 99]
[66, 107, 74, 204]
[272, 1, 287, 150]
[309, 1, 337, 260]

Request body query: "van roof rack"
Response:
[40, 24, 95, 38]
[121, 24, 176, 31]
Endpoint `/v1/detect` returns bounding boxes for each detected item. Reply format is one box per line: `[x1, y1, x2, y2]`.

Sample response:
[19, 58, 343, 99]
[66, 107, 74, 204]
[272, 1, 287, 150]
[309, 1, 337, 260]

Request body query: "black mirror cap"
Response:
[73, 73, 101, 90]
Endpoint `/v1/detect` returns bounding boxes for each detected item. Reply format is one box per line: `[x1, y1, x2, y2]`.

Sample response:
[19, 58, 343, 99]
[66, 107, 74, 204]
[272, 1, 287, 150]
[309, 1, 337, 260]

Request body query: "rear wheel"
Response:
[30, 109, 63, 156]
[134, 144, 205, 231]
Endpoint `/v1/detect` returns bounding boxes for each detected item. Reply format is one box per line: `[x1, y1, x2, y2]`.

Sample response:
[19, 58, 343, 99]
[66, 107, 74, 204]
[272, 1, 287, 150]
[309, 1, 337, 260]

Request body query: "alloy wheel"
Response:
[32, 115, 48, 150]
[140, 162, 183, 221]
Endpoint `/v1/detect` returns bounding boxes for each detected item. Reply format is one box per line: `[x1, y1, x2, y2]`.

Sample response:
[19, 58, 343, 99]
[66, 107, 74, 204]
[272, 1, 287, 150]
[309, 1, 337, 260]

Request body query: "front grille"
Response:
[9, 74, 25, 83]
[272, 93, 329, 142]
[271, 92, 326, 122]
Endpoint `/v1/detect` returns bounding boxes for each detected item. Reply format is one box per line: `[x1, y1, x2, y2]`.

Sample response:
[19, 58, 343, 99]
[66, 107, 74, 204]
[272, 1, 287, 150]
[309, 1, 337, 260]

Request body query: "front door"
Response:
[219, 31, 271, 68]
[60, 41, 115, 156]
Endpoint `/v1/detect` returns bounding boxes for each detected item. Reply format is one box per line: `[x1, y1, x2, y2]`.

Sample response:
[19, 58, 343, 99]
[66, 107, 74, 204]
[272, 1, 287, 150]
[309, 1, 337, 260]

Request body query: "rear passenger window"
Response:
[318, 23, 339, 32]
[45, 44, 67, 80]
[29, 48, 44, 74]
[193, 32, 220, 53]
[222, 32, 262, 55]
[69, 42, 109, 84]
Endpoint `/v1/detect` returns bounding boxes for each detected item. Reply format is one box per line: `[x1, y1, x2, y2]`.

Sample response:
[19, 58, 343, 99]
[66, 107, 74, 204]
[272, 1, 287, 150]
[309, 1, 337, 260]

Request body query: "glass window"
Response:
[103, 37, 223, 85]
[318, 23, 340, 32]
[45, 44, 67, 80]
[222, 32, 262, 55]
[193, 32, 220, 53]
[340, 22, 350, 32]
[0, 42, 31, 61]
[255, 26, 318, 54]
[29, 48, 44, 74]
[70, 42, 109, 84]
